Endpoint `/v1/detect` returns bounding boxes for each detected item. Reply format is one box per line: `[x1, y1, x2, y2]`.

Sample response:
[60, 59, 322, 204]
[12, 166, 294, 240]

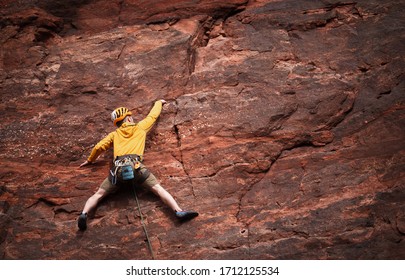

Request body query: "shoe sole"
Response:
[78, 216, 87, 231]
[177, 212, 198, 221]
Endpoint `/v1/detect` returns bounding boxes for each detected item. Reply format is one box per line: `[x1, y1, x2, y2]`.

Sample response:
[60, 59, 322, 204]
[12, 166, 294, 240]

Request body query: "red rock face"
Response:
[0, 0, 404, 259]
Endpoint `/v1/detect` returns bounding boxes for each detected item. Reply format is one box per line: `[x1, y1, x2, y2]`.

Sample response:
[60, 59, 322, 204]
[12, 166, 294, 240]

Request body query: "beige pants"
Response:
[100, 165, 159, 194]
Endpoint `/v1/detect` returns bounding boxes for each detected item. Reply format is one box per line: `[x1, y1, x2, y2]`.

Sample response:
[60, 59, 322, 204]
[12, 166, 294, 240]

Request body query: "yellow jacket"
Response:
[87, 101, 162, 162]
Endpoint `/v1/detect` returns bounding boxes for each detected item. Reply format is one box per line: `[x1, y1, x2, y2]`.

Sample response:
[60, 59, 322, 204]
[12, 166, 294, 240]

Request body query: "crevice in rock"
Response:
[303, 2, 357, 15]
[246, 225, 252, 258]
[197, 162, 244, 179]
[27, 197, 58, 209]
[213, 244, 239, 251]
[117, 0, 124, 26]
[173, 100, 194, 196]
[286, 2, 365, 32]
[186, 3, 248, 75]
[292, 229, 310, 239]
[377, 90, 392, 99]
[117, 43, 126, 60]
[282, 139, 321, 151]
[234, 130, 339, 230]
[298, 163, 307, 196]
[185, 17, 216, 75]
[235, 151, 282, 223]
[54, 207, 75, 214]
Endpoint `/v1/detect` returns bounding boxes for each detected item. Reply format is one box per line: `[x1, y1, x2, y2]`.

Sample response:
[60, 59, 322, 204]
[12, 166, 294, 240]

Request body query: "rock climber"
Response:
[78, 99, 198, 230]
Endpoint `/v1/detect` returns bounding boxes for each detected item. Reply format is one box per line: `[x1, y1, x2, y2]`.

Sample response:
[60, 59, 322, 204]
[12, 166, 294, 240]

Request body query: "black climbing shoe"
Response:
[176, 210, 198, 221]
[78, 213, 87, 231]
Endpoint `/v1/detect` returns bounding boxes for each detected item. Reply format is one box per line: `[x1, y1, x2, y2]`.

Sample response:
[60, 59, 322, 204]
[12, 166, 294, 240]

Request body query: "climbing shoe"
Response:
[78, 213, 87, 231]
[176, 210, 198, 221]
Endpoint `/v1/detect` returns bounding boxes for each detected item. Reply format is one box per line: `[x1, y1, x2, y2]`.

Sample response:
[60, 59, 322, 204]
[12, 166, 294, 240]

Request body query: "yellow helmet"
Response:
[111, 107, 132, 126]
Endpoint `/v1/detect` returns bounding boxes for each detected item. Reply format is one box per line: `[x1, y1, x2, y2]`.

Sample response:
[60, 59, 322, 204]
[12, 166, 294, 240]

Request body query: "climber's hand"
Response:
[79, 160, 91, 168]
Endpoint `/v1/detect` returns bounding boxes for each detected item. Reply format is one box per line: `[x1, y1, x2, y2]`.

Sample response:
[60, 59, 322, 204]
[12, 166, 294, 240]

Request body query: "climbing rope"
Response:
[131, 182, 156, 260]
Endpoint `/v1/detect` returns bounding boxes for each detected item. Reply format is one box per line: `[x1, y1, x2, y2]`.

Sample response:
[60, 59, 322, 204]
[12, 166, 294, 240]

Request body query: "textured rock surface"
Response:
[0, 0, 404, 259]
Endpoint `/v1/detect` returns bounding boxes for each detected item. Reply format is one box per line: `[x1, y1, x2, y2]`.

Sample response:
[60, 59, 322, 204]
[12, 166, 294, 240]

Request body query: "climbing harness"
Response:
[132, 181, 156, 260]
[110, 154, 149, 185]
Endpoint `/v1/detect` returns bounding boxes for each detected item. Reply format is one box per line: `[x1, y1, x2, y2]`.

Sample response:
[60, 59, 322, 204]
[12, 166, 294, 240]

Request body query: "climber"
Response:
[78, 100, 198, 231]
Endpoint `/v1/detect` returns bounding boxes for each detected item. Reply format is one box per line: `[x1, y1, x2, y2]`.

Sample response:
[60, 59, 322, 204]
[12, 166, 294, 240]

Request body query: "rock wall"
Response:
[0, 0, 404, 259]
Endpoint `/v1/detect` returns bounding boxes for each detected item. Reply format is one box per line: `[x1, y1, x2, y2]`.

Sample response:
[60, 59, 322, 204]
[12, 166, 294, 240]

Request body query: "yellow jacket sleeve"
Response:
[87, 132, 114, 162]
[137, 100, 162, 132]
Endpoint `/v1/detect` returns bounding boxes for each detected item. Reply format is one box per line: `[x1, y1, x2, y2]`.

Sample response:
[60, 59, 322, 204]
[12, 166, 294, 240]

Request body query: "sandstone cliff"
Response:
[0, 0, 404, 259]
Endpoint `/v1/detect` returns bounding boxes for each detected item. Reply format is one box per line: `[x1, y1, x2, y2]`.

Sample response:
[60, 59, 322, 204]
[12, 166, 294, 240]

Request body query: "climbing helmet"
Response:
[111, 107, 132, 126]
